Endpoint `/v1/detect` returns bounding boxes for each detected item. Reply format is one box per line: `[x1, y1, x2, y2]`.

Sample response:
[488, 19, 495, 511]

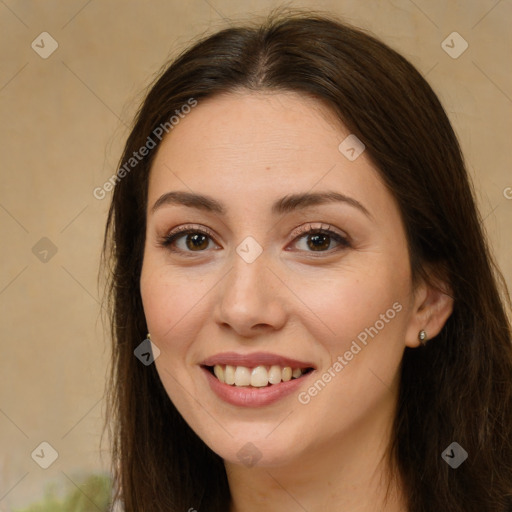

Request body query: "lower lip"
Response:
[201, 366, 313, 407]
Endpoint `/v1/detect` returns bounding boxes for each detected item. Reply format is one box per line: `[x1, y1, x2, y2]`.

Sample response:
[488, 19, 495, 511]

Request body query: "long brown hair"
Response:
[101, 8, 512, 511]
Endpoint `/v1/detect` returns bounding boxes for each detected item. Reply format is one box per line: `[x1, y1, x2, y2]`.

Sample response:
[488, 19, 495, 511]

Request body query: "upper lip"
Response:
[201, 351, 315, 369]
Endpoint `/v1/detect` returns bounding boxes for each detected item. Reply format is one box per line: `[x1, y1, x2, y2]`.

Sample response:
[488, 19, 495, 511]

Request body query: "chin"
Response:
[199, 426, 307, 469]
[221, 442, 300, 468]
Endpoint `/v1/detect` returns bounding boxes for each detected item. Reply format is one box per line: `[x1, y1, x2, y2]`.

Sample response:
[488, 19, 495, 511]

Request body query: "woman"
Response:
[102, 8, 512, 512]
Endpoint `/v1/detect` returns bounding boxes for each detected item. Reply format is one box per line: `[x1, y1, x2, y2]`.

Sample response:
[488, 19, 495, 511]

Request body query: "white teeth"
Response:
[292, 368, 302, 378]
[213, 365, 225, 383]
[234, 366, 251, 386]
[224, 365, 235, 385]
[282, 367, 292, 381]
[268, 365, 282, 384]
[211, 364, 308, 387]
[251, 366, 268, 387]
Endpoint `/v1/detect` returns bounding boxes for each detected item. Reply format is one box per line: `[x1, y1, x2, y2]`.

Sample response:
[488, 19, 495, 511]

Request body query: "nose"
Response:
[213, 248, 288, 338]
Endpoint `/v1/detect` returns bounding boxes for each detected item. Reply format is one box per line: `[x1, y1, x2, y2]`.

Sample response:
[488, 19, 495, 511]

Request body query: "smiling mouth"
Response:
[204, 364, 314, 387]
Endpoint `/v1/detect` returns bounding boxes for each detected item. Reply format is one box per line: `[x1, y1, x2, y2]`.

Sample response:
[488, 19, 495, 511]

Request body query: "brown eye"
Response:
[160, 227, 218, 254]
[183, 232, 210, 251]
[291, 225, 350, 253]
[304, 232, 333, 251]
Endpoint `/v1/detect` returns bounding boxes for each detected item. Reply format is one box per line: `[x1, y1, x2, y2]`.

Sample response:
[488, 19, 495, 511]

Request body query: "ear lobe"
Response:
[405, 278, 454, 348]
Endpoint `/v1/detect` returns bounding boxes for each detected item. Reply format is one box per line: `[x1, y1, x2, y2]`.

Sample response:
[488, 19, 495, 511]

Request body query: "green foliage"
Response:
[14, 473, 112, 512]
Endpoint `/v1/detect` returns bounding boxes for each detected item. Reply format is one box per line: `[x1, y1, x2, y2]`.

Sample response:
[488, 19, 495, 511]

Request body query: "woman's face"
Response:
[140, 91, 422, 467]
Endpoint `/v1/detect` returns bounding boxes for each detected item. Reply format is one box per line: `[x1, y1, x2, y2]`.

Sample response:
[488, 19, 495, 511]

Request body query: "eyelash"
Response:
[158, 223, 350, 257]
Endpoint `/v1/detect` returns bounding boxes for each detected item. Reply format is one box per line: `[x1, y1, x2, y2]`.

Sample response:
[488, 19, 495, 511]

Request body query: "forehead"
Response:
[147, 91, 390, 218]
[154, 90, 344, 157]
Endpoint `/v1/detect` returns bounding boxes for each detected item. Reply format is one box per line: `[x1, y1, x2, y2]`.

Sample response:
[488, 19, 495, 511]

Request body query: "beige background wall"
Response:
[1, 0, 510, 509]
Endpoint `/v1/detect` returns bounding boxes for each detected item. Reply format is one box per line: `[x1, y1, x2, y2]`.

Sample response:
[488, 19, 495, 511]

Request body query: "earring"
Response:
[418, 330, 427, 345]
[146, 333, 151, 340]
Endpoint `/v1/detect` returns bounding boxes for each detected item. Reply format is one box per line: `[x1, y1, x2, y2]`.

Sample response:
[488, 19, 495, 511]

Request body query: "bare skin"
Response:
[140, 90, 453, 511]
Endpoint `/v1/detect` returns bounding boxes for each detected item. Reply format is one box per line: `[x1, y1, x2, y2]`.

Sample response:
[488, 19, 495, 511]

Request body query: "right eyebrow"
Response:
[151, 191, 225, 215]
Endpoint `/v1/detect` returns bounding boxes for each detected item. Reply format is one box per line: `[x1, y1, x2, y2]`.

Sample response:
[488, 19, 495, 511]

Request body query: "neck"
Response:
[225, 393, 407, 512]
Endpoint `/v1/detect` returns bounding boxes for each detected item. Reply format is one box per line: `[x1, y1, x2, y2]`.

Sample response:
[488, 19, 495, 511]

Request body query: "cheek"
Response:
[140, 256, 218, 370]
[140, 260, 210, 408]
[293, 261, 408, 351]
[290, 267, 409, 431]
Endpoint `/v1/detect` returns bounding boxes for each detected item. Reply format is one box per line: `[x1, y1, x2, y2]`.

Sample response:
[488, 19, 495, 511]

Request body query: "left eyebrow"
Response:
[271, 191, 372, 219]
[151, 190, 372, 219]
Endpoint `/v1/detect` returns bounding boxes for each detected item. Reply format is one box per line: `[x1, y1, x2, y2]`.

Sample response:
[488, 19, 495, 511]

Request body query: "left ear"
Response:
[405, 273, 454, 348]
